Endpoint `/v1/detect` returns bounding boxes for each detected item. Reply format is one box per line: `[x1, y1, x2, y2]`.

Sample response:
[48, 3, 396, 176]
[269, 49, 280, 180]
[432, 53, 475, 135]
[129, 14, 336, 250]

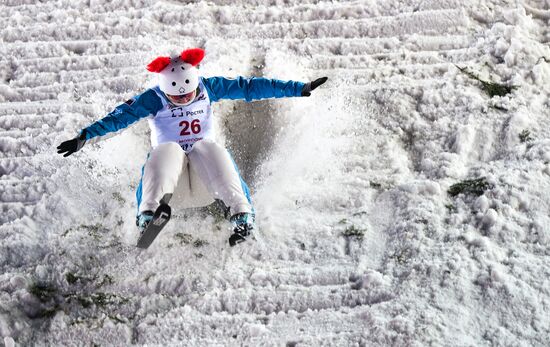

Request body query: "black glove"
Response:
[57, 130, 87, 157]
[301, 77, 328, 96]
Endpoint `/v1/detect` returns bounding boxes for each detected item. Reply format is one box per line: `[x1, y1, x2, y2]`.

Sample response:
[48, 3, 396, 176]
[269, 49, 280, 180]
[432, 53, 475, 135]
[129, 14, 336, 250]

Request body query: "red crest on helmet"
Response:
[146, 56, 171, 73]
[180, 48, 205, 66]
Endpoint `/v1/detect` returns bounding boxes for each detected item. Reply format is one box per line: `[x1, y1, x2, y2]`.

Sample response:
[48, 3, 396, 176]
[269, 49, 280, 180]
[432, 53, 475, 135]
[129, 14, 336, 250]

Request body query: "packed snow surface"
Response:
[1, 0, 550, 346]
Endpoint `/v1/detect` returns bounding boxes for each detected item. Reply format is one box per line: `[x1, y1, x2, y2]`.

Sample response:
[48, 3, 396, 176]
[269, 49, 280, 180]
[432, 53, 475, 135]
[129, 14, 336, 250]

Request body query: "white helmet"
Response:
[146, 48, 205, 96]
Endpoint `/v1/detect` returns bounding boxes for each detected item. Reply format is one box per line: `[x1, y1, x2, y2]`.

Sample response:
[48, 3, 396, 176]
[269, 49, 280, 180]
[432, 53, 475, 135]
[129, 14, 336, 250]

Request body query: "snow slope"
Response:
[1, 0, 550, 346]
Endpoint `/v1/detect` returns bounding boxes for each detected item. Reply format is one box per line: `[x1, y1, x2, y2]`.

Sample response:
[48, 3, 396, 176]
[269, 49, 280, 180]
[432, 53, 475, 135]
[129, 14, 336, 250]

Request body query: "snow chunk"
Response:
[464, 233, 488, 248]
[399, 180, 440, 196]
[352, 269, 390, 290]
[4, 337, 15, 347]
[34, 265, 48, 281]
[9, 275, 27, 289]
[245, 323, 270, 337]
[474, 195, 490, 213]
[249, 269, 270, 286]
[531, 60, 550, 87]
[451, 125, 474, 155]
[481, 209, 499, 229]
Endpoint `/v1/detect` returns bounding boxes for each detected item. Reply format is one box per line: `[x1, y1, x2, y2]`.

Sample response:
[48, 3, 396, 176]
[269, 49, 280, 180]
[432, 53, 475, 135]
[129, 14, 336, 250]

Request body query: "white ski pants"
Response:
[138, 140, 253, 215]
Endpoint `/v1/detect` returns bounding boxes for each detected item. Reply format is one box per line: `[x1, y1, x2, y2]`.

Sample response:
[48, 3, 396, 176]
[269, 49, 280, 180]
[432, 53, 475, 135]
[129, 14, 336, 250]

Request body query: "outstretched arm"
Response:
[202, 76, 327, 103]
[82, 88, 163, 140]
[56, 89, 163, 157]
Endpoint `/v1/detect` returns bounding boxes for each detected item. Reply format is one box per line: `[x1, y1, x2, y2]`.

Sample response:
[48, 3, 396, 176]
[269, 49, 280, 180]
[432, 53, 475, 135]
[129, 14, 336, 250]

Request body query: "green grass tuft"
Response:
[65, 273, 80, 285]
[80, 224, 107, 240]
[193, 239, 209, 248]
[370, 181, 382, 189]
[204, 200, 230, 223]
[98, 274, 114, 287]
[28, 282, 57, 303]
[456, 66, 516, 97]
[175, 233, 193, 245]
[448, 177, 493, 197]
[445, 203, 457, 213]
[342, 225, 366, 239]
[112, 192, 126, 204]
[519, 130, 533, 143]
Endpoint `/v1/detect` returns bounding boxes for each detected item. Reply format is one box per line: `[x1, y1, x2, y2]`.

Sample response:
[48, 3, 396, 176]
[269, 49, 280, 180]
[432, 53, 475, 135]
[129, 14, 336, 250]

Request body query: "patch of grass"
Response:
[30, 282, 124, 308]
[27, 279, 130, 322]
[482, 80, 514, 97]
[112, 192, 126, 205]
[26, 282, 62, 319]
[448, 177, 493, 197]
[193, 239, 209, 248]
[175, 233, 193, 245]
[76, 296, 93, 309]
[80, 224, 107, 240]
[65, 273, 81, 285]
[519, 129, 533, 143]
[205, 199, 230, 223]
[70, 292, 129, 309]
[445, 204, 457, 213]
[28, 283, 57, 303]
[143, 273, 154, 283]
[98, 240, 123, 250]
[456, 66, 516, 97]
[391, 247, 413, 264]
[38, 307, 60, 319]
[370, 181, 382, 189]
[490, 104, 508, 111]
[97, 274, 114, 287]
[90, 293, 109, 307]
[342, 225, 366, 239]
[108, 314, 127, 324]
[66, 271, 113, 288]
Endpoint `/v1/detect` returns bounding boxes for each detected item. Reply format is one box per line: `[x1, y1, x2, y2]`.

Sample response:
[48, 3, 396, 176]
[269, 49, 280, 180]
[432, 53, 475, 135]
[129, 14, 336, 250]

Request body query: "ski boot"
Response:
[229, 212, 255, 246]
[136, 211, 154, 234]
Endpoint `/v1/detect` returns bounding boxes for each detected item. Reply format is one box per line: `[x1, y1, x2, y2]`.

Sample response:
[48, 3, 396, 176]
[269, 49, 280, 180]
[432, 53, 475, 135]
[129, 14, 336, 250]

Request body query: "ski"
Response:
[229, 227, 255, 247]
[229, 232, 247, 247]
[137, 203, 171, 249]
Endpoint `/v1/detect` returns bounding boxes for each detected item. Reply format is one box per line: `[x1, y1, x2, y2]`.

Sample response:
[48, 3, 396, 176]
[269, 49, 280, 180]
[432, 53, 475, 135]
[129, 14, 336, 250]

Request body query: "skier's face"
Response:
[166, 89, 196, 106]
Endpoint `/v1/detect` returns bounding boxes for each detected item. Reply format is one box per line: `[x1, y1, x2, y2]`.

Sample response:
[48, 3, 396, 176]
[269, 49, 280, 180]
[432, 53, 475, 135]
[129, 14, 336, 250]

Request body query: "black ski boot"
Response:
[229, 213, 255, 246]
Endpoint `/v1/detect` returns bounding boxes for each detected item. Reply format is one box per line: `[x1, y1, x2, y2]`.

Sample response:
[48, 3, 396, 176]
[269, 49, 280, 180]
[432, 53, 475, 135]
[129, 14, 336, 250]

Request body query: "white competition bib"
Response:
[149, 82, 213, 152]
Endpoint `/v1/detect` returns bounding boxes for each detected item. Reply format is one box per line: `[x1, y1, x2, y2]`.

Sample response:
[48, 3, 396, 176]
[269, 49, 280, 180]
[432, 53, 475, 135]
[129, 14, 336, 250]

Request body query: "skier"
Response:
[57, 48, 327, 246]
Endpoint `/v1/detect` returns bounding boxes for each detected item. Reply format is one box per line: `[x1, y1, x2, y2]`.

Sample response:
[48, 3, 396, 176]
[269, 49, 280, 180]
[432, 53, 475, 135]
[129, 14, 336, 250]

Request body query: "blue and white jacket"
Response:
[82, 76, 305, 151]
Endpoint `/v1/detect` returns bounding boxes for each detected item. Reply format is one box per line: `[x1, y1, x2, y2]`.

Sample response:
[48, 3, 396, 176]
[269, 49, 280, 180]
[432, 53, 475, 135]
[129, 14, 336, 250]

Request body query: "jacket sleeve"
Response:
[201, 76, 305, 103]
[82, 88, 164, 140]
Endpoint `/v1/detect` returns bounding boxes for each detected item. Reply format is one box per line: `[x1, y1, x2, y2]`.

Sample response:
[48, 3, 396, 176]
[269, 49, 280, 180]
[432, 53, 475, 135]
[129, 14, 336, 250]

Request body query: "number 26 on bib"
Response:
[179, 119, 201, 136]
